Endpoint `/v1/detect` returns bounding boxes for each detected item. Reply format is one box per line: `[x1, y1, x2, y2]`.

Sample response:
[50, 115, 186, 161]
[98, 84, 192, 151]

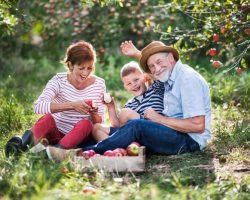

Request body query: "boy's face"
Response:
[122, 70, 147, 96]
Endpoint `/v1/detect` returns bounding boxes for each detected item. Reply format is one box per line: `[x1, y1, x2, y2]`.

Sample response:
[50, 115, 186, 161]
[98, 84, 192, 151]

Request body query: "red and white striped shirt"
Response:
[33, 72, 106, 135]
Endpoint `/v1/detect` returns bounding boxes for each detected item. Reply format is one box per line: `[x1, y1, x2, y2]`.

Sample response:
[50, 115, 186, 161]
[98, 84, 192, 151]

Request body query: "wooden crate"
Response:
[73, 147, 146, 172]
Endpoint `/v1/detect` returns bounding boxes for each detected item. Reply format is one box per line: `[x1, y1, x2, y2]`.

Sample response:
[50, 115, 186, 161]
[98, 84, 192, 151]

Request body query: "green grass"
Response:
[0, 59, 250, 199]
[1, 101, 249, 199]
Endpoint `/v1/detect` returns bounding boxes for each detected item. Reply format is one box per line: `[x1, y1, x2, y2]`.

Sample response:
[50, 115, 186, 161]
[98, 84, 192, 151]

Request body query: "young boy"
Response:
[92, 61, 164, 142]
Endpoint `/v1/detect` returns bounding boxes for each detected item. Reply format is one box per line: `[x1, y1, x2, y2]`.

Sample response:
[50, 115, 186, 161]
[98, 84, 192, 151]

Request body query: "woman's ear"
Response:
[68, 61, 73, 71]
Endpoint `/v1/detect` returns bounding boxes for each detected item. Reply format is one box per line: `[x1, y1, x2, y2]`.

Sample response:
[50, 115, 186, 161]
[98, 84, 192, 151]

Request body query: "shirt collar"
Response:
[169, 59, 182, 82]
[164, 59, 182, 90]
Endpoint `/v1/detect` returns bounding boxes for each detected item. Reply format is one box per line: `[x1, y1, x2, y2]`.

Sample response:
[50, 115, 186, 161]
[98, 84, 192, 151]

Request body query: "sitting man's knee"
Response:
[126, 118, 145, 127]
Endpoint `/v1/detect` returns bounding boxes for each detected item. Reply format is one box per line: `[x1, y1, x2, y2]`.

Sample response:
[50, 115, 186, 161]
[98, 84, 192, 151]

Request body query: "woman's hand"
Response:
[89, 107, 102, 123]
[72, 100, 91, 114]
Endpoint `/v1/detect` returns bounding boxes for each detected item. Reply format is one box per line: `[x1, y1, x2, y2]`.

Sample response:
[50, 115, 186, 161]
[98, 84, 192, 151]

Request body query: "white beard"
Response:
[154, 69, 172, 82]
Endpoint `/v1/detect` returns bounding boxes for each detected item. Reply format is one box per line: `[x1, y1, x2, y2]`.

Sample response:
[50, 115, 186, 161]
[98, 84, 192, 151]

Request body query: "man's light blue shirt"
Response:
[162, 60, 212, 149]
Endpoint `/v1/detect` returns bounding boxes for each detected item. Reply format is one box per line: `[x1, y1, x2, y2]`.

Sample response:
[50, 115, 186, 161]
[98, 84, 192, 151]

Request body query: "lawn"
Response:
[0, 66, 250, 199]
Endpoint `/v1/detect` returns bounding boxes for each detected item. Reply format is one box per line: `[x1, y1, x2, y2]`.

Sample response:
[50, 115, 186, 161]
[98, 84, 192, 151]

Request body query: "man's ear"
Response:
[168, 53, 176, 64]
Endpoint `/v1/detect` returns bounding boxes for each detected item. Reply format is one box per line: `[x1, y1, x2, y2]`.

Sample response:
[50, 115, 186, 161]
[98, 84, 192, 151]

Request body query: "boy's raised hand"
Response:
[100, 92, 115, 107]
[120, 40, 141, 59]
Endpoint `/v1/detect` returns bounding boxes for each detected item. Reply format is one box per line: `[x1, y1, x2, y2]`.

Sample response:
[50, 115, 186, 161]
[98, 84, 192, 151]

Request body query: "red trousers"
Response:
[30, 114, 93, 149]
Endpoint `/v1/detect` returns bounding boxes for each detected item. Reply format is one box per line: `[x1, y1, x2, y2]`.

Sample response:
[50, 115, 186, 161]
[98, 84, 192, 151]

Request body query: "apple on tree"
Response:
[212, 34, 219, 42]
[244, 28, 250, 35]
[212, 60, 222, 69]
[220, 26, 226, 34]
[235, 67, 242, 75]
[207, 48, 218, 57]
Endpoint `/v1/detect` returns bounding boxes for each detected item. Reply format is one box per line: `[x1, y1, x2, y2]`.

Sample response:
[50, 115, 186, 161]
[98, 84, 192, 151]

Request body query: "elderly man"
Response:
[84, 41, 212, 155]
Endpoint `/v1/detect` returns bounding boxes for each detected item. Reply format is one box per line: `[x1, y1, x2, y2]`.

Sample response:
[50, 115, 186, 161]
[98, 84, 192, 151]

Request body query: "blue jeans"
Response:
[82, 119, 200, 155]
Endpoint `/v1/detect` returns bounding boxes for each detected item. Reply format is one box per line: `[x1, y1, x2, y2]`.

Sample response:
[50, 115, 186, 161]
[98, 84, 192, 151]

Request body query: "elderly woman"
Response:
[5, 40, 106, 157]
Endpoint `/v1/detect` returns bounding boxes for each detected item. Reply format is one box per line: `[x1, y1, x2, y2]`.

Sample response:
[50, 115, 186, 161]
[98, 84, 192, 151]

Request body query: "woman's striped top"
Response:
[124, 80, 164, 117]
[33, 72, 106, 135]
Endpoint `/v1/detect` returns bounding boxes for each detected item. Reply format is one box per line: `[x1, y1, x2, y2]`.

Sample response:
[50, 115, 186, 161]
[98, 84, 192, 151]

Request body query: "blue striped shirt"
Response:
[124, 80, 164, 117]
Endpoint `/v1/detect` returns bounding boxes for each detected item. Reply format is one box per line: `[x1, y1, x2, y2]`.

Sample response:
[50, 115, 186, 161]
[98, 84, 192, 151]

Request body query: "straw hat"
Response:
[140, 41, 179, 72]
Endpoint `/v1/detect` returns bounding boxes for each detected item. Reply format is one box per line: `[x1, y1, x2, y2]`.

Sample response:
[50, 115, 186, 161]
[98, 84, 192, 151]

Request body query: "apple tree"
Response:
[149, 0, 250, 74]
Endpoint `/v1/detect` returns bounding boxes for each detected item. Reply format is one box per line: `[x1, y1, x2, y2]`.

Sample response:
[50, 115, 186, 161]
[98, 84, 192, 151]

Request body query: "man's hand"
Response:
[120, 40, 141, 59]
[144, 107, 161, 122]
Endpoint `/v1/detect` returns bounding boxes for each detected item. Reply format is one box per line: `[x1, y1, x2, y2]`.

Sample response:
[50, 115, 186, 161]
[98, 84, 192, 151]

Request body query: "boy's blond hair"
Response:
[120, 61, 143, 78]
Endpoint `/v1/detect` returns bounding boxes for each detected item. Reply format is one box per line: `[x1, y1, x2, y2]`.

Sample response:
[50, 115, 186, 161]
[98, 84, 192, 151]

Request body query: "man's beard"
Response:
[154, 68, 172, 82]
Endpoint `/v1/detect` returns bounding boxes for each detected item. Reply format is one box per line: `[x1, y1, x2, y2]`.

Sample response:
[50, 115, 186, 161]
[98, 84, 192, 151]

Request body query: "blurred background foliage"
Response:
[0, 0, 250, 134]
[0, 1, 250, 199]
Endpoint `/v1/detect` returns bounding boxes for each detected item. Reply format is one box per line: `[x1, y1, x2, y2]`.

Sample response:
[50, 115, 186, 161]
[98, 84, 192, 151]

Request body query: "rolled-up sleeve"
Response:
[33, 76, 60, 114]
[97, 80, 106, 122]
[180, 75, 206, 118]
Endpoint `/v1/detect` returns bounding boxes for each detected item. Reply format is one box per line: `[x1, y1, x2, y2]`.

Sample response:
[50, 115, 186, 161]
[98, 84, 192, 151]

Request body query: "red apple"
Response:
[126, 142, 140, 156]
[88, 150, 96, 157]
[235, 67, 242, 75]
[220, 26, 226, 34]
[208, 48, 218, 57]
[244, 28, 250, 35]
[131, 142, 141, 147]
[212, 34, 219, 42]
[60, 166, 69, 174]
[240, 3, 248, 13]
[82, 186, 97, 194]
[113, 148, 126, 156]
[103, 150, 115, 156]
[169, 15, 176, 22]
[85, 100, 93, 107]
[212, 60, 221, 69]
[81, 150, 96, 159]
[114, 151, 123, 157]
[115, 148, 127, 156]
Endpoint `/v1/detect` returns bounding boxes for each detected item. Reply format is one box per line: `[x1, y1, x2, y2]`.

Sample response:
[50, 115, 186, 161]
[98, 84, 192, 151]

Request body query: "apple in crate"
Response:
[88, 150, 96, 157]
[103, 150, 115, 157]
[114, 148, 127, 156]
[126, 142, 141, 156]
[113, 148, 126, 157]
[81, 150, 96, 159]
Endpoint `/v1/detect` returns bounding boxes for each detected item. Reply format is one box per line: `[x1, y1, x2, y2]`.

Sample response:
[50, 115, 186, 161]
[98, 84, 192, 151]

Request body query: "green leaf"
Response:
[240, 58, 247, 69]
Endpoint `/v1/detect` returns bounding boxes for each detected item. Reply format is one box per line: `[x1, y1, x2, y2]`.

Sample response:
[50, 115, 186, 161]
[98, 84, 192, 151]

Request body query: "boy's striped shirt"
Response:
[124, 80, 164, 117]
